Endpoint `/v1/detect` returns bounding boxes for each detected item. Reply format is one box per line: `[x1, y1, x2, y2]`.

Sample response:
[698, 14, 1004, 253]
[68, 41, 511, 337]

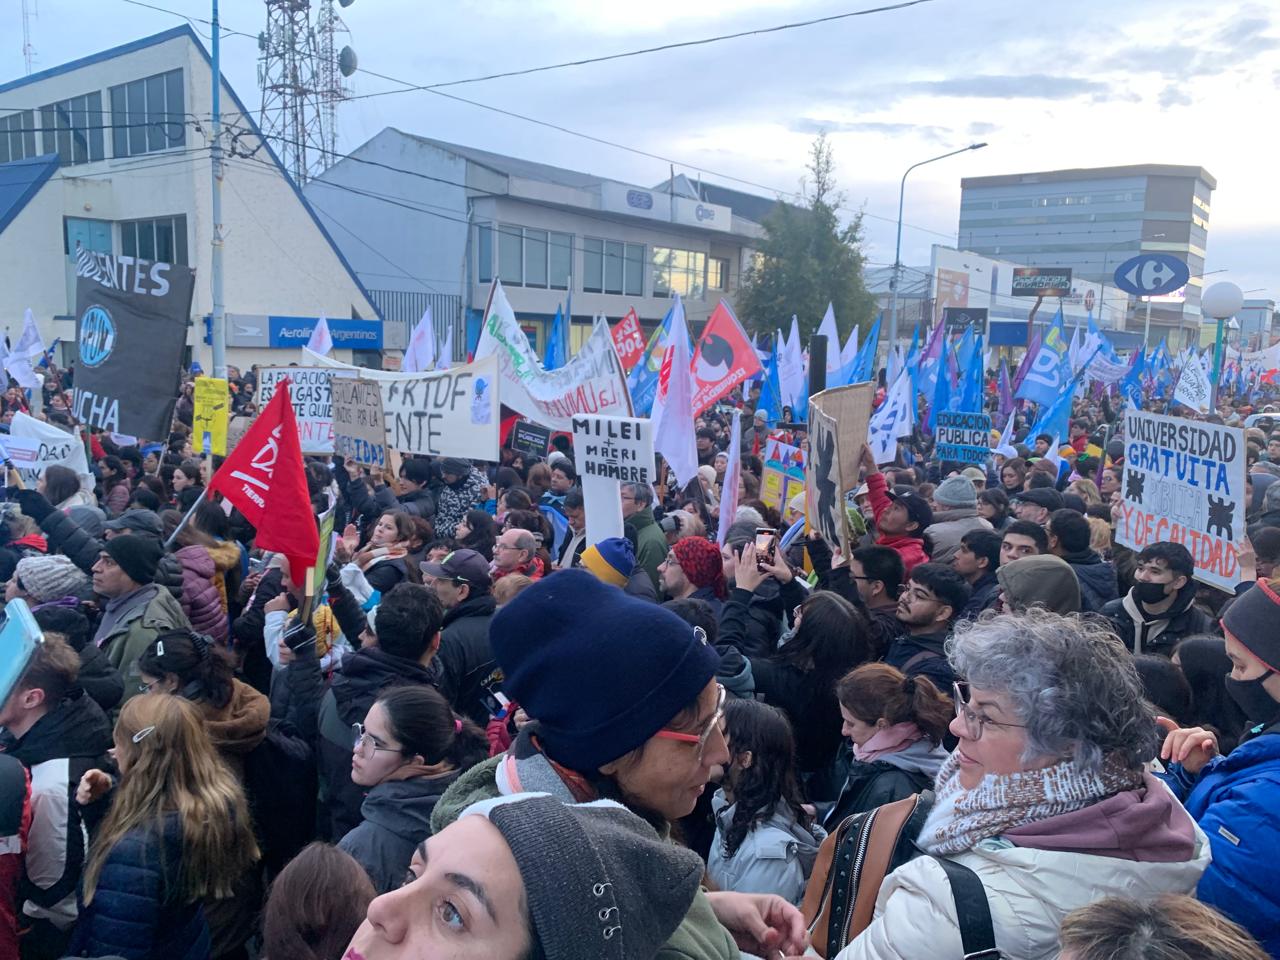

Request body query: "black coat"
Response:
[821, 758, 936, 830]
[396, 487, 436, 521]
[1101, 584, 1214, 657]
[1064, 549, 1119, 613]
[40, 510, 184, 603]
[885, 630, 957, 692]
[432, 594, 497, 727]
[76, 639, 125, 712]
[959, 573, 1000, 622]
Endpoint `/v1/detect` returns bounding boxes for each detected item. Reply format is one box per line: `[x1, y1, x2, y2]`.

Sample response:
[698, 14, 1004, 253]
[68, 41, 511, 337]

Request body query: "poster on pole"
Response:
[332, 378, 388, 468]
[256, 367, 352, 454]
[192, 377, 229, 455]
[761, 438, 806, 512]
[510, 420, 552, 459]
[806, 403, 849, 559]
[610, 309, 646, 372]
[1115, 408, 1246, 592]
[935, 411, 993, 465]
[571, 415, 655, 545]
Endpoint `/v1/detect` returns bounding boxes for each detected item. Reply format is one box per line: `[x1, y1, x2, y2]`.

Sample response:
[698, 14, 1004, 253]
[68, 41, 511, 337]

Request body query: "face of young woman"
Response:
[351, 702, 415, 788]
[344, 816, 532, 960]
[173, 471, 190, 492]
[371, 514, 399, 548]
[839, 703, 882, 747]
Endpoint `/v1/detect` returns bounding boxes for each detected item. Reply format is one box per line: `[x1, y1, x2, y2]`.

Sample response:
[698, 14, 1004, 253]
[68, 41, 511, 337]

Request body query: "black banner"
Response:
[510, 419, 551, 458]
[942, 307, 989, 335]
[1011, 267, 1072, 297]
[71, 252, 195, 440]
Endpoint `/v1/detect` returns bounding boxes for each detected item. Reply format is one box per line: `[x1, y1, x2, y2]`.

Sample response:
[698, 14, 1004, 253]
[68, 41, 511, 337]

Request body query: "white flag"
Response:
[867, 368, 914, 465]
[1173, 351, 1211, 414]
[717, 410, 742, 546]
[780, 316, 806, 415]
[816, 303, 841, 374]
[402, 307, 436, 373]
[840, 325, 859, 372]
[12, 309, 45, 362]
[991, 412, 1018, 458]
[437, 319, 453, 370]
[651, 295, 699, 488]
[306, 315, 333, 356]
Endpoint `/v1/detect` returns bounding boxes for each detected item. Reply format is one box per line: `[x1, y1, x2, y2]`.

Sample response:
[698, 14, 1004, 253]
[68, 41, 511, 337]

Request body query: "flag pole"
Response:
[163, 486, 210, 550]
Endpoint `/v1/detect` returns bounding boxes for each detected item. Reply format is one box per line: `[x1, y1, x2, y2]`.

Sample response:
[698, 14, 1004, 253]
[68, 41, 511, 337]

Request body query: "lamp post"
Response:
[889, 142, 988, 354]
[1202, 281, 1244, 409]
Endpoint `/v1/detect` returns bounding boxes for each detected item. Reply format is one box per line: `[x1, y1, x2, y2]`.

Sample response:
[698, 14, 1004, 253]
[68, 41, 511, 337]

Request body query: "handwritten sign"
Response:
[332, 378, 387, 467]
[1115, 409, 1245, 592]
[192, 377, 228, 455]
[257, 367, 352, 454]
[935, 411, 992, 465]
[572, 414, 655, 544]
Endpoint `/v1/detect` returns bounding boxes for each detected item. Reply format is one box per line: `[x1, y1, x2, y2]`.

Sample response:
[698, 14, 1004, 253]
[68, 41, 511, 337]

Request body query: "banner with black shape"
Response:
[72, 252, 195, 439]
[1115, 409, 1246, 592]
[806, 402, 849, 560]
[935, 411, 992, 465]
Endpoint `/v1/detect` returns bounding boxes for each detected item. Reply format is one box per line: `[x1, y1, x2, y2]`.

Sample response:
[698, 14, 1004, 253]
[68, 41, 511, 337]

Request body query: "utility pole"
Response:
[210, 0, 227, 379]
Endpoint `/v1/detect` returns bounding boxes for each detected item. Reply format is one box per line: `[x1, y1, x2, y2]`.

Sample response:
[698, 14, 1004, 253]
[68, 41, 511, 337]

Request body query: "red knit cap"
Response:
[672, 536, 728, 599]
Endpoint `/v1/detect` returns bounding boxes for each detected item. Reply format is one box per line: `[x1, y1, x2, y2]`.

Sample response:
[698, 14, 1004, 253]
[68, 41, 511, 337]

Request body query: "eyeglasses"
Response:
[137, 679, 162, 694]
[952, 682, 1028, 741]
[655, 684, 726, 762]
[352, 722, 404, 759]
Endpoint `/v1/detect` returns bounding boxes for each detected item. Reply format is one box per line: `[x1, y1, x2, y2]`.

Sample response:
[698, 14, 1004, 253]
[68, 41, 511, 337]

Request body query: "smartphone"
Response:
[0, 598, 43, 708]
[479, 686, 512, 719]
[754, 527, 778, 569]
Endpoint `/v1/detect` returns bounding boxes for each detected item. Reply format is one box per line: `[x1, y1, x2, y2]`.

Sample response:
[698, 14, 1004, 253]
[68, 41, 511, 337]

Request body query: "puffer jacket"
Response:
[204, 539, 243, 614]
[173, 545, 228, 644]
[832, 782, 1211, 960]
[67, 812, 210, 960]
[434, 469, 488, 542]
[1061, 547, 1119, 613]
[338, 771, 462, 893]
[1164, 725, 1280, 955]
[923, 509, 991, 565]
[40, 509, 184, 603]
[707, 793, 826, 905]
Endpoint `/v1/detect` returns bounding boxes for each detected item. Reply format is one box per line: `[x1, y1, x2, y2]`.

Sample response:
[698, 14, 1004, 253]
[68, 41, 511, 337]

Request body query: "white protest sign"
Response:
[256, 367, 354, 454]
[475, 280, 632, 431]
[571, 414, 655, 545]
[332, 378, 388, 468]
[1173, 353, 1212, 415]
[1115, 408, 1246, 592]
[6, 412, 92, 490]
[304, 349, 500, 461]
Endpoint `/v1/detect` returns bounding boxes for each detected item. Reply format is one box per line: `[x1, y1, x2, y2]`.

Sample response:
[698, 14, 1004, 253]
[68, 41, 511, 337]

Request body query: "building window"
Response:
[497, 223, 523, 285]
[651, 247, 707, 299]
[583, 238, 644, 295]
[996, 198, 1033, 209]
[64, 217, 112, 256]
[523, 229, 548, 288]
[0, 110, 38, 164]
[120, 215, 188, 265]
[549, 231, 571, 290]
[110, 69, 185, 158]
[708, 256, 729, 292]
[40, 93, 105, 166]
[490, 224, 573, 288]
[476, 223, 492, 283]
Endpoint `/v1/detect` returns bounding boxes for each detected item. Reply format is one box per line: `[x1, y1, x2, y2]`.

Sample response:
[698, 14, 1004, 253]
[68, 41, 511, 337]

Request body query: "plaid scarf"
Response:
[917, 751, 1143, 856]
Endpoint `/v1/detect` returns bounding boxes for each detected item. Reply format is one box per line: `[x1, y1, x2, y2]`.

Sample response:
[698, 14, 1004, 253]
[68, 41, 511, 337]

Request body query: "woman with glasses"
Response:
[340, 685, 488, 893]
[832, 610, 1211, 960]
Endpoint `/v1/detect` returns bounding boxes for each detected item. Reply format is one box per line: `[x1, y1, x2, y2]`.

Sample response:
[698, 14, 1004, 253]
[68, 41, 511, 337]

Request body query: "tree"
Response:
[738, 133, 876, 344]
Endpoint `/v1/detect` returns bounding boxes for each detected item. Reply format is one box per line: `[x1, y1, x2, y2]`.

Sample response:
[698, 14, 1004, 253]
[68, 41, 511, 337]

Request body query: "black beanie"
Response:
[104, 534, 162, 586]
[475, 795, 703, 960]
[1223, 580, 1280, 671]
[490, 569, 719, 772]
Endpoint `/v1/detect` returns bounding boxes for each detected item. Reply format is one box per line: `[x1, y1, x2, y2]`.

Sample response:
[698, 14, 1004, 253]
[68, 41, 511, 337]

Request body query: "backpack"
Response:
[800, 791, 1000, 959]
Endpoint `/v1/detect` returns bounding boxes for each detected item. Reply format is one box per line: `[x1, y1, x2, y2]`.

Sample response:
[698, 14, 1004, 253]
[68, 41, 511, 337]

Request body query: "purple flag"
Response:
[997, 359, 1013, 418]
[1012, 332, 1041, 394]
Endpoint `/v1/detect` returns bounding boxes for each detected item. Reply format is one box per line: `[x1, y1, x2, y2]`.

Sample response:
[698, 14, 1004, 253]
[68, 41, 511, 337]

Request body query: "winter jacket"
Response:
[173, 545, 228, 645]
[0, 754, 28, 960]
[434, 469, 488, 543]
[1061, 547, 1119, 613]
[821, 738, 948, 830]
[718, 579, 808, 660]
[831, 781, 1211, 960]
[625, 506, 669, 592]
[338, 771, 462, 894]
[396, 486, 436, 520]
[197, 679, 270, 781]
[707, 794, 826, 906]
[884, 630, 956, 692]
[75, 639, 125, 713]
[431, 594, 497, 727]
[996, 554, 1081, 615]
[316, 647, 438, 840]
[68, 812, 211, 960]
[959, 572, 1000, 621]
[1102, 580, 1213, 657]
[359, 554, 408, 595]
[4, 687, 112, 931]
[923, 509, 991, 566]
[40, 508, 184, 603]
[95, 585, 192, 704]
[203, 538, 243, 615]
[867, 473, 929, 575]
[1163, 726, 1280, 956]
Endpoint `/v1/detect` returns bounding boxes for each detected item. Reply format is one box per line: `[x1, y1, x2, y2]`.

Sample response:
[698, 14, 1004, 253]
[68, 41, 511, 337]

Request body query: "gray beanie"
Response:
[466, 795, 703, 960]
[934, 475, 977, 508]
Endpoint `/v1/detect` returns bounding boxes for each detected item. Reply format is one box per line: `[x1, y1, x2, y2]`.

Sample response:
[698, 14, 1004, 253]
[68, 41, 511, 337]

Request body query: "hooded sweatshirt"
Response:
[997, 554, 1081, 615]
[708, 793, 826, 906]
[1102, 579, 1213, 657]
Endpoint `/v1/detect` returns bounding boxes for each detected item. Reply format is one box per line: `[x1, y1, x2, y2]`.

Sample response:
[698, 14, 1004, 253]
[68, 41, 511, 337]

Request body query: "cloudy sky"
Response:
[5, 0, 1278, 298]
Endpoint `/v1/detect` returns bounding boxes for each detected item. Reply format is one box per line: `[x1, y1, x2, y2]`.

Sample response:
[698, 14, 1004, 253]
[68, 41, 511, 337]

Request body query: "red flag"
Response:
[690, 300, 762, 416]
[610, 308, 646, 372]
[207, 380, 318, 575]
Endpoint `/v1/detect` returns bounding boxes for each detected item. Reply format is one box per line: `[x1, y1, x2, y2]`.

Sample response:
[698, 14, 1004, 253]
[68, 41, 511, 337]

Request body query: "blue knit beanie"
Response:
[490, 569, 720, 772]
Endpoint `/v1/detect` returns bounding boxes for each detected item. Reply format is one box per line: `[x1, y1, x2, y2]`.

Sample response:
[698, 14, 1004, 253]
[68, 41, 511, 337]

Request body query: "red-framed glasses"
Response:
[654, 684, 726, 761]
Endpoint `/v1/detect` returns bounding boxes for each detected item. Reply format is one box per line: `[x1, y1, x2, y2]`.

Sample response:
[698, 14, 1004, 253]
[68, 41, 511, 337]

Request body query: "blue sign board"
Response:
[268, 315, 383, 350]
[1113, 254, 1190, 298]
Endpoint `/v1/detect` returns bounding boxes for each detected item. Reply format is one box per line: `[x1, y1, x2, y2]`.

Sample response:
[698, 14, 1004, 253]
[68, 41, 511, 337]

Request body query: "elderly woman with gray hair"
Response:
[833, 609, 1211, 960]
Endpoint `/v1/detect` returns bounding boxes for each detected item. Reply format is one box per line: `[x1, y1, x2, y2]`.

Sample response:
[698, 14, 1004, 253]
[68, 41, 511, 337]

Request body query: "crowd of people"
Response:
[0, 362, 1279, 960]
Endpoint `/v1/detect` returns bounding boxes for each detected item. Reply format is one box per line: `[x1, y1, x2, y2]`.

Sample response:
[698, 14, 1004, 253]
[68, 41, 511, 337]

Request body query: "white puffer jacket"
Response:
[833, 821, 1211, 960]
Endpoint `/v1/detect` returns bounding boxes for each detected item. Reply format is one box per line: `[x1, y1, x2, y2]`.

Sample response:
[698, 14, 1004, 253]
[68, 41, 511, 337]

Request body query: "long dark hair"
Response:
[772, 591, 873, 678]
[137, 629, 235, 709]
[836, 662, 953, 744]
[1174, 636, 1249, 753]
[720, 699, 811, 858]
[458, 509, 497, 559]
[43, 464, 81, 506]
[376, 685, 487, 770]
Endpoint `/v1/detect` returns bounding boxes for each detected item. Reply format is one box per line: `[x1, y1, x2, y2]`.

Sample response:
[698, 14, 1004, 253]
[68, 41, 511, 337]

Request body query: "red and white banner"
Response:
[611, 309, 646, 372]
[690, 300, 761, 415]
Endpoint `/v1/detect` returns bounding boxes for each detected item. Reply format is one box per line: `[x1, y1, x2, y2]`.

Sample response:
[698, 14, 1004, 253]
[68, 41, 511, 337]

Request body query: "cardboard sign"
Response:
[1115, 409, 1246, 592]
[810, 382, 874, 485]
[935, 411, 993, 465]
[257, 367, 352, 454]
[611, 309, 646, 372]
[192, 377, 229, 455]
[572, 414, 655, 544]
[807, 403, 849, 558]
[510, 420, 552, 459]
[332, 378, 388, 467]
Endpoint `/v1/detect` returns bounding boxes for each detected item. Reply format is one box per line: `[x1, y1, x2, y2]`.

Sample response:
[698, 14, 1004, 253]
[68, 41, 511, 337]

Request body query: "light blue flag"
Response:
[1120, 350, 1145, 409]
[851, 313, 882, 383]
[1014, 308, 1070, 408]
[959, 333, 985, 412]
[627, 305, 675, 416]
[757, 341, 784, 426]
[544, 305, 566, 370]
[929, 337, 953, 431]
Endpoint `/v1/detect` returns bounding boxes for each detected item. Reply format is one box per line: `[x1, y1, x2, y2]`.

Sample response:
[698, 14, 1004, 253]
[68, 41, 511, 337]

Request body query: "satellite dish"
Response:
[339, 46, 358, 77]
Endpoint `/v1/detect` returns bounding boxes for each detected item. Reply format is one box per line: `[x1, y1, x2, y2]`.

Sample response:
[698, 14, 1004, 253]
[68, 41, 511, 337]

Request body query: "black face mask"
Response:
[1225, 671, 1280, 724]
[1133, 580, 1170, 605]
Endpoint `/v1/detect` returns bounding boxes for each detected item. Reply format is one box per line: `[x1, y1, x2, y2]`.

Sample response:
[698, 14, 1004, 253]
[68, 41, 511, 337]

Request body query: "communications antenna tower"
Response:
[21, 0, 36, 75]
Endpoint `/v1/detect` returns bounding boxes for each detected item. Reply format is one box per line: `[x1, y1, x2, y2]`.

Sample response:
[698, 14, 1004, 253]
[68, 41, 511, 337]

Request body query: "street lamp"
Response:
[1202, 281, 1244, 408]
[888, 142, 988, 355]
